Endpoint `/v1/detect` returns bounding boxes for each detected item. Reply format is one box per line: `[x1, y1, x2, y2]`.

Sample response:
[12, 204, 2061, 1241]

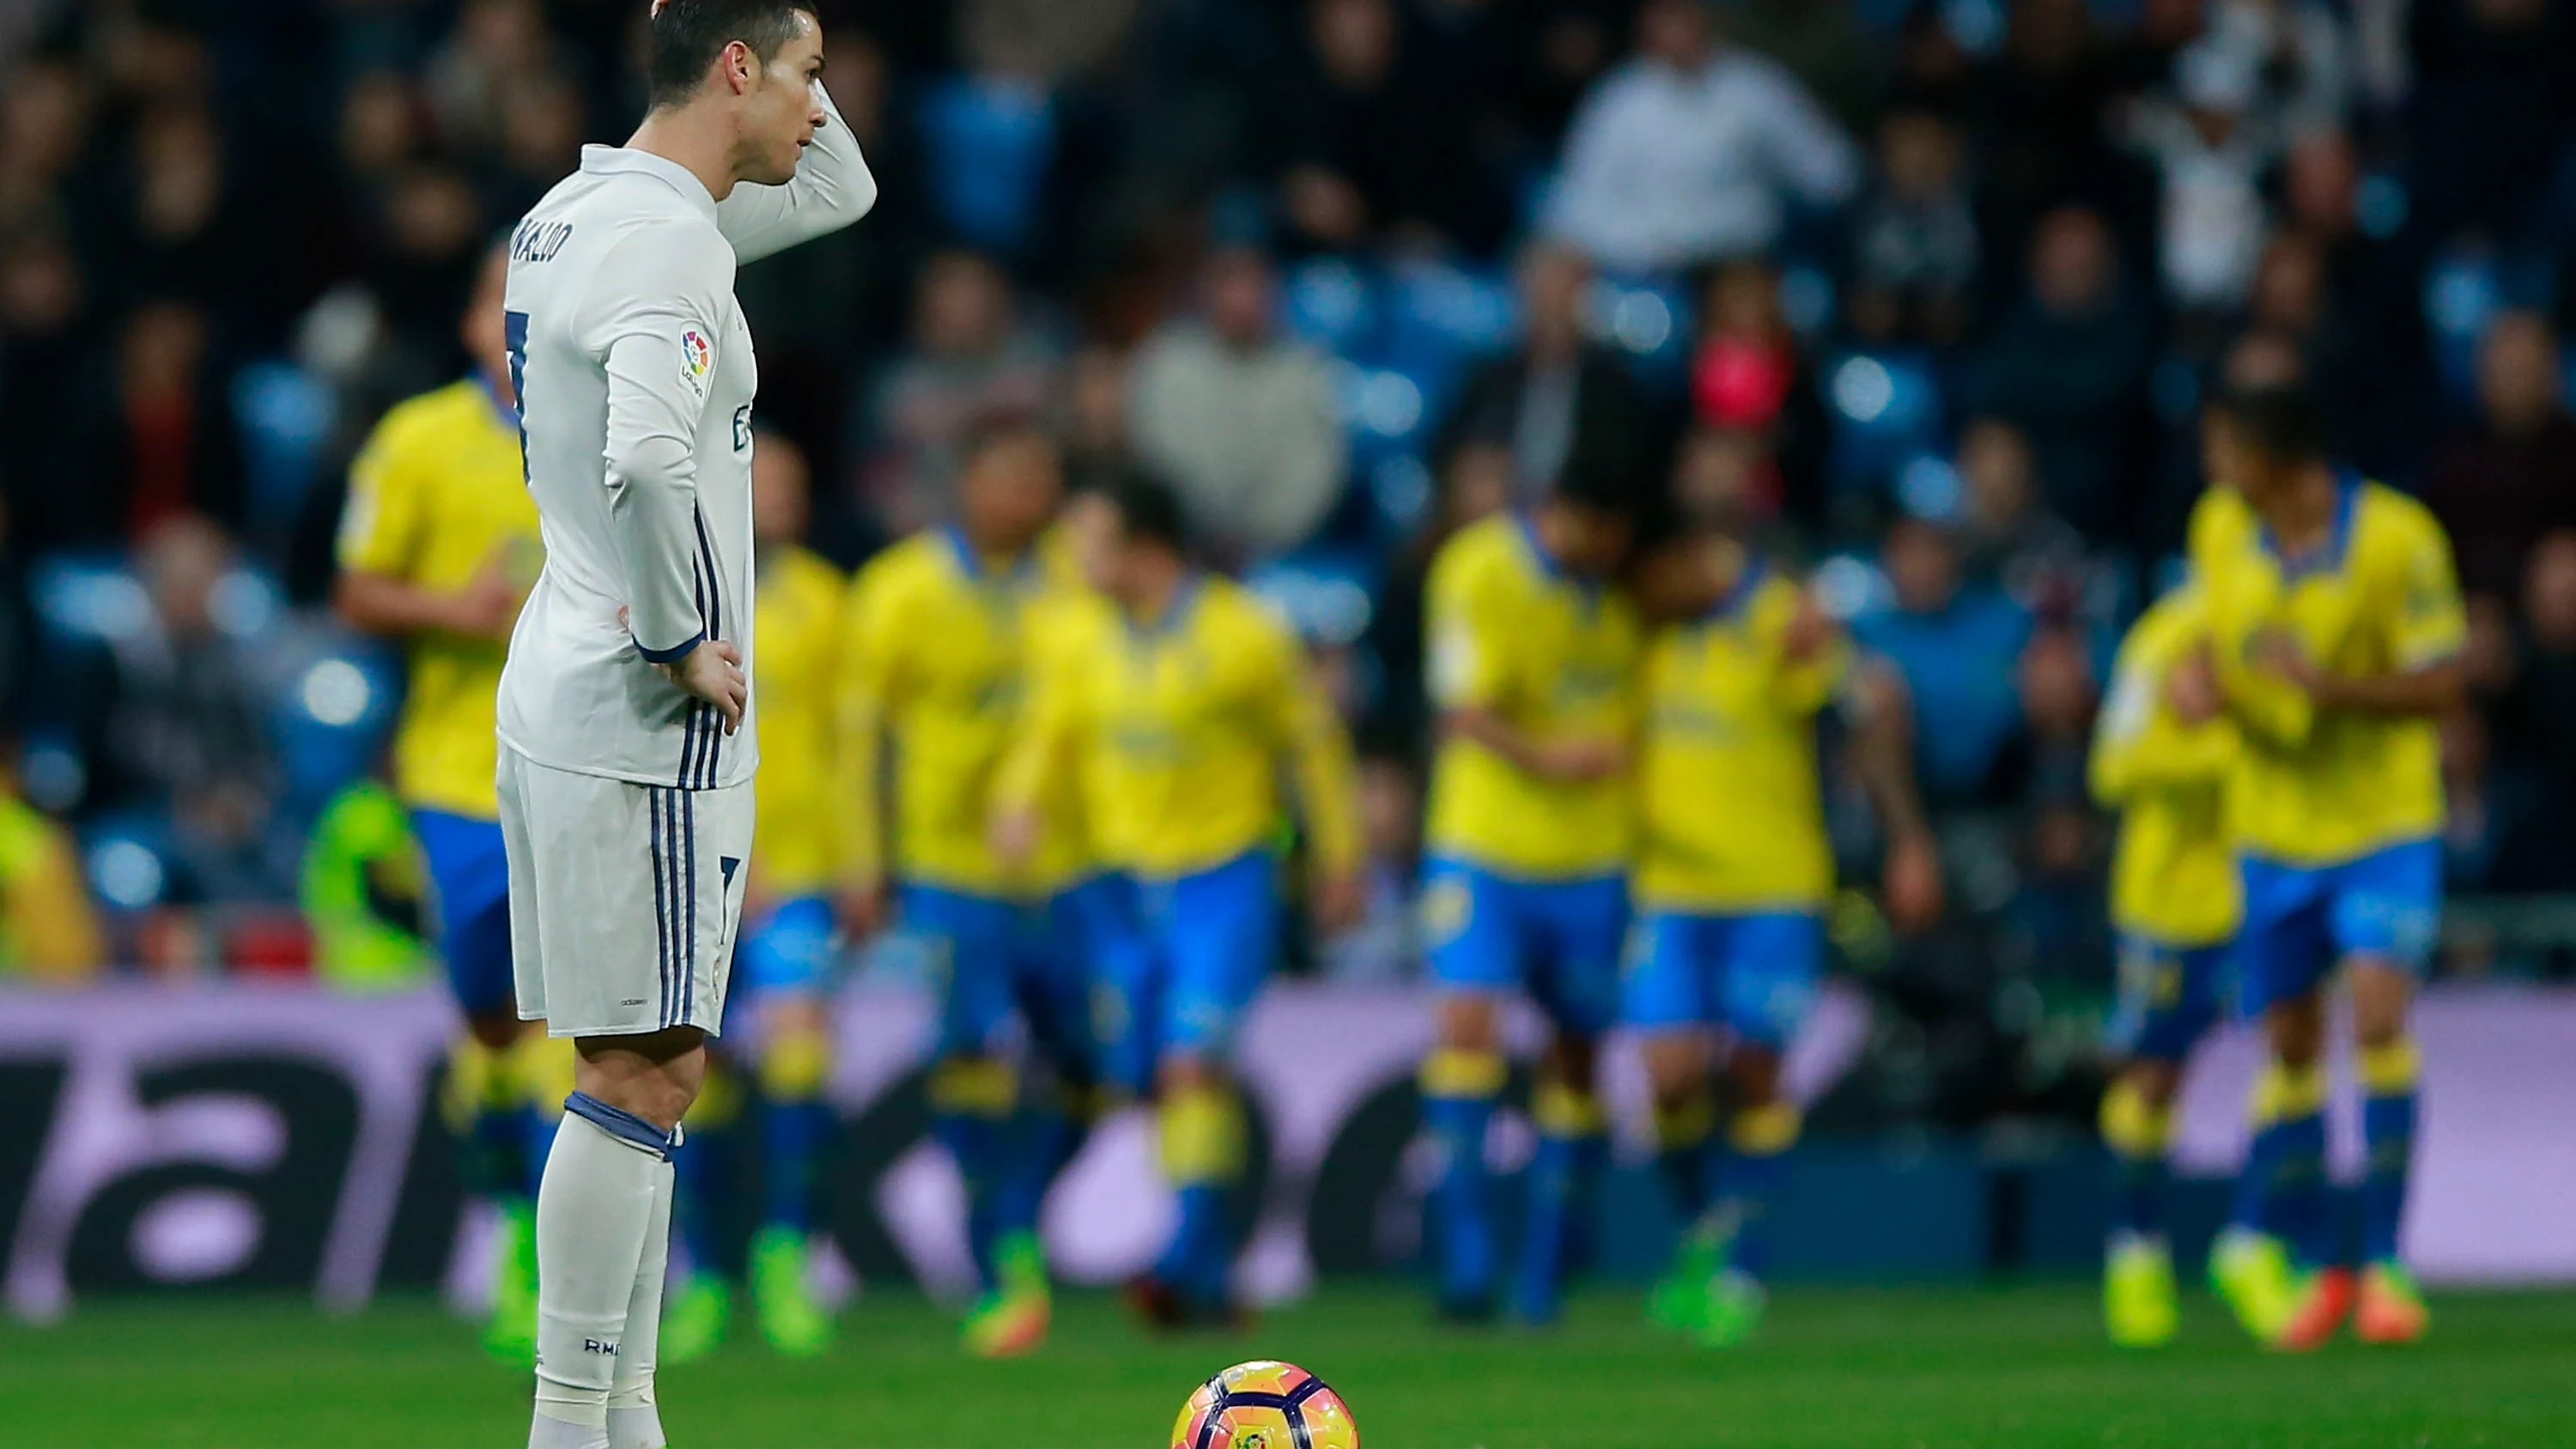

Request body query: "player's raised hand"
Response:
[662, 639, 749, 734]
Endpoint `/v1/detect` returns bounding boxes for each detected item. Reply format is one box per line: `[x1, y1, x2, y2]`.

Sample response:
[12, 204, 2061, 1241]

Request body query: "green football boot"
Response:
[750, 1227, 834, 1356]
[2104, 1236, 2178, 1348]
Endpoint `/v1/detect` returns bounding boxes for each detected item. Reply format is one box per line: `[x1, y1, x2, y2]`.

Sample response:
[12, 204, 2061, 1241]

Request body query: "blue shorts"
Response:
[905, 883, 1057, 1058]
[739, 894, 838, 997]
[412, 809, 513, 1018]
[1092, 853, 1278, 1094]
[2105, 933, 2232, 1063]
[2239, 839, 2441, 1015]
[1422, 859, 1626, 1037]
[1620, 910, 1823, 1048]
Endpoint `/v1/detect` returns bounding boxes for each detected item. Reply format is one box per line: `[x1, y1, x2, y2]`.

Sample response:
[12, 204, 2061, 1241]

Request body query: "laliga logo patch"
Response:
[679, 327, 714, 399]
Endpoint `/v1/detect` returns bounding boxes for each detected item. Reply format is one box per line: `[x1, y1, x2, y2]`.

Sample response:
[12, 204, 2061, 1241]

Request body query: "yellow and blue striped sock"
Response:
[2358, 1039, 2420, 1264]
[1421, 1048, 1508, 1305]
[2100, 1078, 2172, 1242]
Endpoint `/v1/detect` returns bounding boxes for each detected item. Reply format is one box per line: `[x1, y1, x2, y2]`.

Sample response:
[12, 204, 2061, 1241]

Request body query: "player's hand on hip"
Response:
[658, 639, 748, 734]
[988, 803, 1042, 870]
[1529, 736, 1627, 783]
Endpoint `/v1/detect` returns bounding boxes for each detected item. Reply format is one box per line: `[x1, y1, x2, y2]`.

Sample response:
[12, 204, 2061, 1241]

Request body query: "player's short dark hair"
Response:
[1103, 470, 1190, 555]
[2215, 379, 2330, 464]
[647, 0, 814, 110]
[1550, 455, 1642, 522]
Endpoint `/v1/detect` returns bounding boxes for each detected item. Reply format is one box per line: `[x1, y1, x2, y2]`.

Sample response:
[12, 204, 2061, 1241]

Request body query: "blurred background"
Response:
[0, 0, 2573, 1313]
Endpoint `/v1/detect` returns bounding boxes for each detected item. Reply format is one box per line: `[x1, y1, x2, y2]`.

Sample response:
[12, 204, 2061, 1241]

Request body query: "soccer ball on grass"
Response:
[1170, 1361, 1358, 1449]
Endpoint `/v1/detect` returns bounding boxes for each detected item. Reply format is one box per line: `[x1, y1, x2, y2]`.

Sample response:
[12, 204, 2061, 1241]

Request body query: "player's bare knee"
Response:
[2265, 994, 2326, 1067]
[1638, 1034, 1705, 1106]
[2120, 1058, 2182, 1110]
[1157, 1052, 1217, 1096]
[2346, 961, 2413, 1047]
[574, 1028, 708, 1131]
[1544, 1033, 1598, 1089]
[467, 1010, 526, 1052]
[1728, 1045, 1784, 1106]
[1436, 993, 1501, 1053]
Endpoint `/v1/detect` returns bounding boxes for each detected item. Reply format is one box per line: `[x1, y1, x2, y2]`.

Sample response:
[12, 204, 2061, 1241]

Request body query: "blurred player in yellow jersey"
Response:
[2196, 383, 2464, 1350]
[993, 472, 1363, 1329]
[2088, 579, 2243, 1348]
[332, 240, 566, 1364]
[1417, 469, 1640, 1325]
[836, 421, 1096, 1355]
[663, 433, 845, 1358]
[1623, 518, 1938, 1348]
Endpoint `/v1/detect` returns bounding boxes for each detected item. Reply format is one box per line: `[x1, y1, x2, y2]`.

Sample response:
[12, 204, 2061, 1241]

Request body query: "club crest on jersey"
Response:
[679, 327, 714, 399]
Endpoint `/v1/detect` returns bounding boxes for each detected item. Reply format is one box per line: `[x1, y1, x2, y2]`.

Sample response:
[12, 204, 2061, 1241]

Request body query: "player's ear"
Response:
[725, 39, 757, 94]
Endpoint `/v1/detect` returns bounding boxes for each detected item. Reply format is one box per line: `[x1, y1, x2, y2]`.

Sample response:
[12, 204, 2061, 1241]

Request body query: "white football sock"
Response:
[530, 1097, 670, 1449]
[607, 1155, 676, 1449]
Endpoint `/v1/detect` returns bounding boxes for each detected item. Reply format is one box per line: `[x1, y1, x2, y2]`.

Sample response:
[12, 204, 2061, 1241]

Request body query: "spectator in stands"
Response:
[2483, 532, 2576, 891]
[2124, 41, 2275, 316]
[1271, 0, 1510, 255]
[70, 515, 284, 903]
[1127, 244, 1346, 558]
[2426, 312, 2576, 609]
[2196, 0, 2353, 138]
[1846, 107, 1979, 349]
[0, 230, 113, 552]
[861, 250, 1060, 533]
[1543, 0, 1858, 272]
[1967, 204, 2152, 545]
[35, 300, 249, 549]
[1361, 438, 1512, 754]
[424, 0, 553, 155]
[1061, 344, 1135, 497]
[2277, 130, 2433, 478]
[1853, 517, 2037, 807]
[1953, 417, 2087, 616]
[1437, 244, 1654, 510]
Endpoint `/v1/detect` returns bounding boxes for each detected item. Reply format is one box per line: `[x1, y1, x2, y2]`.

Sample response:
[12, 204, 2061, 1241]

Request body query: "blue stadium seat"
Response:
[274, 645, 403, 821]
[1583, 273, 1694, 389]
[2422, 246, 2501, 404]
[1282, 257, 1382, 359]
[1382, 258, 1516, 383]
[916, 76, 1058, 258]
[1247, 551, 1379, 648]
[233, 360, 336, 534]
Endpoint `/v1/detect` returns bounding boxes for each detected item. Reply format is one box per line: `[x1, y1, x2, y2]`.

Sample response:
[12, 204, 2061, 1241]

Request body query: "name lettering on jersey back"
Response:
[510, 218, 574, 264]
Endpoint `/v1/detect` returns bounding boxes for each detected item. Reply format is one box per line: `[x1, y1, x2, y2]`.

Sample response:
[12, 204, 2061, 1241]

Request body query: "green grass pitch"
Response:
[3, 1285, 2570, 1447]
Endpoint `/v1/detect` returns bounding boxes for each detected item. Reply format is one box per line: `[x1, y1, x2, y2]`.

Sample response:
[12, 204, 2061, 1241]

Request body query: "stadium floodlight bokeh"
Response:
[0, 0, 2573, 1444]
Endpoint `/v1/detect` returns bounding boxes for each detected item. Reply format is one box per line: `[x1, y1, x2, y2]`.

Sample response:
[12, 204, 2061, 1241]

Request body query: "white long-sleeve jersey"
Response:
[496, 87, 873, 791]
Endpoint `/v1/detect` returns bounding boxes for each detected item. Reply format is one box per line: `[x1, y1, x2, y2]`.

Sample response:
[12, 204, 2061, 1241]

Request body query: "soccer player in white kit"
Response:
[495, 4, 872, 1446]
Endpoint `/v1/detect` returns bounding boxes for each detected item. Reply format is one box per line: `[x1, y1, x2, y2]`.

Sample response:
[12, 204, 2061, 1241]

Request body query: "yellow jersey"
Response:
[2089, 585, 2242, 947]
[1634, 562, 1844, 912]
[1423, 515, 1643, 878]
[337, 378, 540, 821]
[836, 529, 1078, 896]
[998, 576, 1363, 881]
[2194, 478, 2465, 866]
[750, 545, 846, 897]
[1016, 543, 1109, 884]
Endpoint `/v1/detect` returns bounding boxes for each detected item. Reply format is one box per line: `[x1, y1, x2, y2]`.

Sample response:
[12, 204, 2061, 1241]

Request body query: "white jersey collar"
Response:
[578, 144, 720, 220]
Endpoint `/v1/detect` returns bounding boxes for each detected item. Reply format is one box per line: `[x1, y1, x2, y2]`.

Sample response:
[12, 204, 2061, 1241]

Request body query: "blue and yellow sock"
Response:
[759, 1025, 834, 1234]
[999, 1076, 1094, 1247]
[930, 1056, 1019, 1290]
[1716, 1102, 1799, 1280]
[1420, 1048, 1507, 1307]
[1653, 1088, 1719, 1228]
[2359, 1039, 2419, 1264]
[1155, 1079, 1246, 1306]
[1510, 1080, 1606, 1325]
[2100, 1077, 2173, 1243]
[673, 1057, 744, 1276]
[2243, 1058, 2330, 1268]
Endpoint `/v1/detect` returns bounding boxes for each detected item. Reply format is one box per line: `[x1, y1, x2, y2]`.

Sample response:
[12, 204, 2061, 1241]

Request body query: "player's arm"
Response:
[2091, 640, 2238, 805]
[1429, 557, 1621, 782]
[830, 567, 904, 934]
[1265, 627, 1366, 931]
[1841, 652, 1943, 933]
[2306, 518, 2470, 718]
[989, 618, 1082, 870]
[714, 81, 878, 264]
[588, 223, 745, 728]
[330, 422, 521, 641]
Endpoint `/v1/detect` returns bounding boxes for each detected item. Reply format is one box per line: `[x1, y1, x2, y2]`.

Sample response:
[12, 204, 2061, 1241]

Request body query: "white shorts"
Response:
[499, 747, 754, 1039]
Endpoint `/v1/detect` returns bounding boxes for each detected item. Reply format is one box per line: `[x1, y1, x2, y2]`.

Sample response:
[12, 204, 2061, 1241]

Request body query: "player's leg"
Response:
[2099, 937, 2224, 1347]
[507, 761, 744, 1449]
[661, 1046, 743, 1363]
[741, 896, 840, 1355]
[1417, 862, 1516, 1320]
[1508, 874, 1625, 1326]
[414, 807, 545, 1362]
[2328, 840, 2439, 1346]
[910, 885, 1024, 1300]
[2211, 860, 2327, 1344]
[1692, 912, 1823, 1348]
[1625, 912, 1718, 1331]
[1139, 854, 1276, 1325]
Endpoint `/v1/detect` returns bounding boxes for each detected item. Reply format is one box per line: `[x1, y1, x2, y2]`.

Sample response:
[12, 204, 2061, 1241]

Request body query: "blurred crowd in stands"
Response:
[0, 0, 2573, 1120]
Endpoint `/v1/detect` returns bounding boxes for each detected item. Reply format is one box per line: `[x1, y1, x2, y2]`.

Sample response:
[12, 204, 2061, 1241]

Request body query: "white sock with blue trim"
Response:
[606, 1152, 675, 1449]
[530, 1100, 667, 1449]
